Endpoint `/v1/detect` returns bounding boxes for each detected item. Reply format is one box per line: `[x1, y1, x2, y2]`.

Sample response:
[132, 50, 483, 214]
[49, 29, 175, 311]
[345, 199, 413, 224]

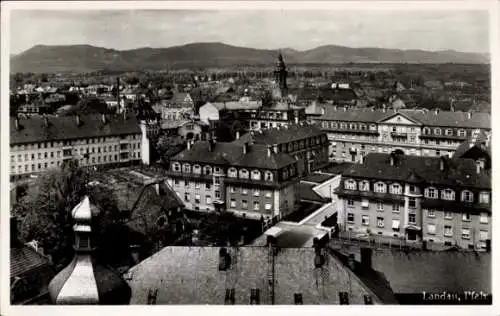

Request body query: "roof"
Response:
[11, 245, 53, 279]
[210, 101, 262, 111]
[299, 182, 330, 203]
[232, 123, 326, 146]
[172, 141, 296, 170]
[302, 172, 337, 184]
[161, 119, 191, 130]
[126, 246, 397, 304]
[341, 153, 491, 189]
[10, 114, 141, 145]
[453, 130, 491, 160]
[318, 108, 490, 129]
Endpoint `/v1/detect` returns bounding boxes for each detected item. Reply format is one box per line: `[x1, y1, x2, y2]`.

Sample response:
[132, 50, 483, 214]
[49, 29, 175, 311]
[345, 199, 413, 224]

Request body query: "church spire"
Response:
[274, 51, 288, 99]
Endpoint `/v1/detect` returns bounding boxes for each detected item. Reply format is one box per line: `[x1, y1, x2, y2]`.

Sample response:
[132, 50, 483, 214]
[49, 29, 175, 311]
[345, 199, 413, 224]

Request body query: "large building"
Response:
[233, 123, 329, 176]
[165, 139, 301, 221]
[310, 107, 491, 163]
[335, 151, 491, 250]
[10, 113, 149, 180]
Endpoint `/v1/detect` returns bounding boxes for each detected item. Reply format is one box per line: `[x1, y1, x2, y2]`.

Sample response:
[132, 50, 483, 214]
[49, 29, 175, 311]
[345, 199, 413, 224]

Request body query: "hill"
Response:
[11, 42, 489, 73]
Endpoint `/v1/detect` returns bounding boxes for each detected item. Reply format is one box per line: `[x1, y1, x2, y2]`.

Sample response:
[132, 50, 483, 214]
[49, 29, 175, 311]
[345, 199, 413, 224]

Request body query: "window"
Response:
[359, 181, 370, 191]
[347, 213, 354, 223]
[215, 190, 221, 199]
[195, 194, 201, 204]
[265, 191, 272, 198]
[253, 189, 260, 197]
[344, 179, 357, 190]
[423, 127, 430, 135]
[409, 185, 418, 194]
[339, 292, 349, 305]
[479, 192, 490, 204]
[347, 199, 354, 208]
[461, 190, 473, 203]
[442, 189, 455, 201]
[206, 183, 212, 190]
[184, 193, 190, 202]
[445, 129, 453, 136]
[228, 167, 237, 178]
[253, 201, 260, 211]
[427, 224, 436, 235]
[229, 186, 236, 193]
[427, 209, 436, 218]
[204, 166, 212, 175]
[265, 203, 272, 210]
[479, 230, 488, 241]
[392, 219, 400, 231]
[195, 182, 200, 190]
[392, 204, 400, 213]
[480, 212, 488, 224]
[182, 164, 191, 173]
[408, 213, 416, 224]
[425, 187, 438, 199]
[377, 201, 384, 211]
[294, 293, 303, 305]
[458, 129, 466, 137]
[184, 181, 190, 188]
[462, 228, 470, 239]
[434, 128, 441, 135]
[361, 199, 369, 209]
[408, 197, 416, 209]
[361, 215, 369, 226]
[242, 200, 248, 209]
[444, 211, 452, 219]
[265, 171, 273, 181]
[225, 289, 235, 305]
[173, 162, 181, 172]
[206, 195, 212, 204]
[239, 169, 249, 179]
[462, 212, 471, 221]
[377, 217, 384, 228]
[251, 170, 261, 180]
[444, 225, 453, 237]
[374, 182, 386, 193]
[193, 165, 201, 174]
[390, 183, 402, 195]
[250, 289, 260, 305]
[242, 188, 248, 195]
[364, 295, 373, 305]
[214, 177, 221, 185]
[230, 199, 236, 208]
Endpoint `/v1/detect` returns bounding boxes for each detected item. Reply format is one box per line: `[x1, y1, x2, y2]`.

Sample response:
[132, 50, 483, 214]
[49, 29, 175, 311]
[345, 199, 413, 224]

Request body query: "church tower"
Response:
[273, 52, 288, 99]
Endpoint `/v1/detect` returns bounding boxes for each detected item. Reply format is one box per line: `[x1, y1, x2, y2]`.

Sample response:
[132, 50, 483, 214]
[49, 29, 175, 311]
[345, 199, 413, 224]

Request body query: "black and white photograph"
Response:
[1, 0, 498, 313]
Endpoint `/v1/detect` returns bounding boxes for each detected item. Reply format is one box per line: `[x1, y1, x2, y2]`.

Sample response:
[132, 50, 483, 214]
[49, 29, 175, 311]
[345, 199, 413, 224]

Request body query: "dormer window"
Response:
[239, 169, 249, 179]
[193, 165, 201, 174]
[445, 129, 453, 136]
[251, 170, 261, 181]
[182, 163, 191, 173]
[359, 180, 370, 191]
[434, 128, 441, 135]
[461, 190, 473, 203]
[442, 189, 455, 201]
[340, 123, 347, 129]
[204, 166, 212, 175]
[172, 162, 181, 172]
[374, 182, 387, 193]
[228, 167, 237, 178]
[479, 191, 490, 204]
[344, 179, 357, 190]
[390, 183, 402, 195]
[425, 187, 438, 199]
[423, 127, 430, 135]
[265, 171, 273, 181]
[458, 129, 466, 137]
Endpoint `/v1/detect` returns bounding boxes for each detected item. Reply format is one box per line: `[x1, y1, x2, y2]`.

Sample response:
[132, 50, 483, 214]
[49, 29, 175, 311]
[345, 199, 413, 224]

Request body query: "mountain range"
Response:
[10, 42, 489, 73]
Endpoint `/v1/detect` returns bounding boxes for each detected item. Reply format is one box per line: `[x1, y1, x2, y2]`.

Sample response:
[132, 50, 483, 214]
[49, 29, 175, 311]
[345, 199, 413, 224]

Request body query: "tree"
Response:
[12, 159, 124, 271]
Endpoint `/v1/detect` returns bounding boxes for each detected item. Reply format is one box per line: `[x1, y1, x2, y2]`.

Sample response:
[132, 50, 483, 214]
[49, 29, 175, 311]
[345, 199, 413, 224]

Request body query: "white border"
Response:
[1, 1, 499, 316]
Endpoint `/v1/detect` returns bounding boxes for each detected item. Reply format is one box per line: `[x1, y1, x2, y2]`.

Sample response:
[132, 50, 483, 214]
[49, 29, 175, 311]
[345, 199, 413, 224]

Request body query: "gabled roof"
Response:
[232, 124, 325, 146]
[172, 141, 296, 170]
[126, 246, 397, 304]
[11, 245, 54, 279]
[376, 111, 422, 125]
[10, 114, 141, 145]
[341, 153, 490, 189]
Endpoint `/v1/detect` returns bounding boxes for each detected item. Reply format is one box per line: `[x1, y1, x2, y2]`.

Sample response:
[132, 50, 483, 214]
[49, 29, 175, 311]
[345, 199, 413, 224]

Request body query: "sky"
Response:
[9, 9, 490, 55]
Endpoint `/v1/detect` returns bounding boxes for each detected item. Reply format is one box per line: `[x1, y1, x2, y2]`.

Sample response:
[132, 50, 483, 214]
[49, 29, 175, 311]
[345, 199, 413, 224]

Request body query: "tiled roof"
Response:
[11, 245, 53, 278]
[302, 172, 337, 184]
[299, 182, 330, 203]
[232, 123, 325, 146]
[10, 114, 141, 145]
[126, 246, 396, 304]
[172, 141, 297, 170]
[453, 130, 491, 160]
[318, 108, 490, 129]
[341, 153, 491, 189]
[210, 101, 262, 111]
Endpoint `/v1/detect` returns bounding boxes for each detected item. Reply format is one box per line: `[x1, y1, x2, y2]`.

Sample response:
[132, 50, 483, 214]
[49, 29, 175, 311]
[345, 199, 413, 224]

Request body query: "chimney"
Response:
[347, 253, 356, 270]
[14, 117, 19, 130]
[155, 182, 161, 195]
[10, 216, 18, 247]
[359, 155, 364, 164]
[467, 112, 472, 119]
[243, 142, 249, 154]
[43, 116, 49, 127]
[235, 130, 240, 140]
[267, 145, 272, 157]
[476, 160, 483, 174]
[123, 109, 127, 120]
[360, 248, 372, 269]
[75, 114, 81, 126]
[435, 109, 439, 115]
[102, 113, 107, 124]
[294, 111, 299, 124]
[187, 140, 191, 150]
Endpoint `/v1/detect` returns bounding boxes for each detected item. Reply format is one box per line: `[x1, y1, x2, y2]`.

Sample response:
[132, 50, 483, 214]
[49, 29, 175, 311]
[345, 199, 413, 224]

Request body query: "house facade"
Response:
[312, 108, 491, 163]
[335, 152, 491, 250]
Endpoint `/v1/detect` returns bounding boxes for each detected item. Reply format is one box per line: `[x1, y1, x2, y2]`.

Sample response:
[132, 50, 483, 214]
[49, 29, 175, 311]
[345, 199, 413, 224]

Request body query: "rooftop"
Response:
[232, 123, 325, 146]
[10, 113, 141, 145]
[302, 172, 338, 184]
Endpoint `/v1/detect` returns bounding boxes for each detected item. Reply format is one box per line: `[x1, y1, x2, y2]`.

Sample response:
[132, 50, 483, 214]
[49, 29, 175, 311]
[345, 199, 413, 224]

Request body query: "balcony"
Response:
[325, 127, 379, 136]
[335, 188, 405, 203]
[165, 170, 213, 182]
[390, 132, 408, 138]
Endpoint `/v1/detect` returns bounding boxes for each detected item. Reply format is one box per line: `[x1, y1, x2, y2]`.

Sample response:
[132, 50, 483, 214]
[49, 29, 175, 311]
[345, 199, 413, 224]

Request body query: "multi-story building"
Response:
[311, 107, 491, 162]
[247, 102, 307, 131]
[232, 123, 329, 176]
[335, 151, 491, 250]
[165, 139, 301, 221]
[10, 113, 149, 180]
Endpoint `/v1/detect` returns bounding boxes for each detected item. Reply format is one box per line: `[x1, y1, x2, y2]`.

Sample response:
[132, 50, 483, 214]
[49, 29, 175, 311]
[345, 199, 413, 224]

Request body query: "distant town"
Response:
[9, 43, 491, 305]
